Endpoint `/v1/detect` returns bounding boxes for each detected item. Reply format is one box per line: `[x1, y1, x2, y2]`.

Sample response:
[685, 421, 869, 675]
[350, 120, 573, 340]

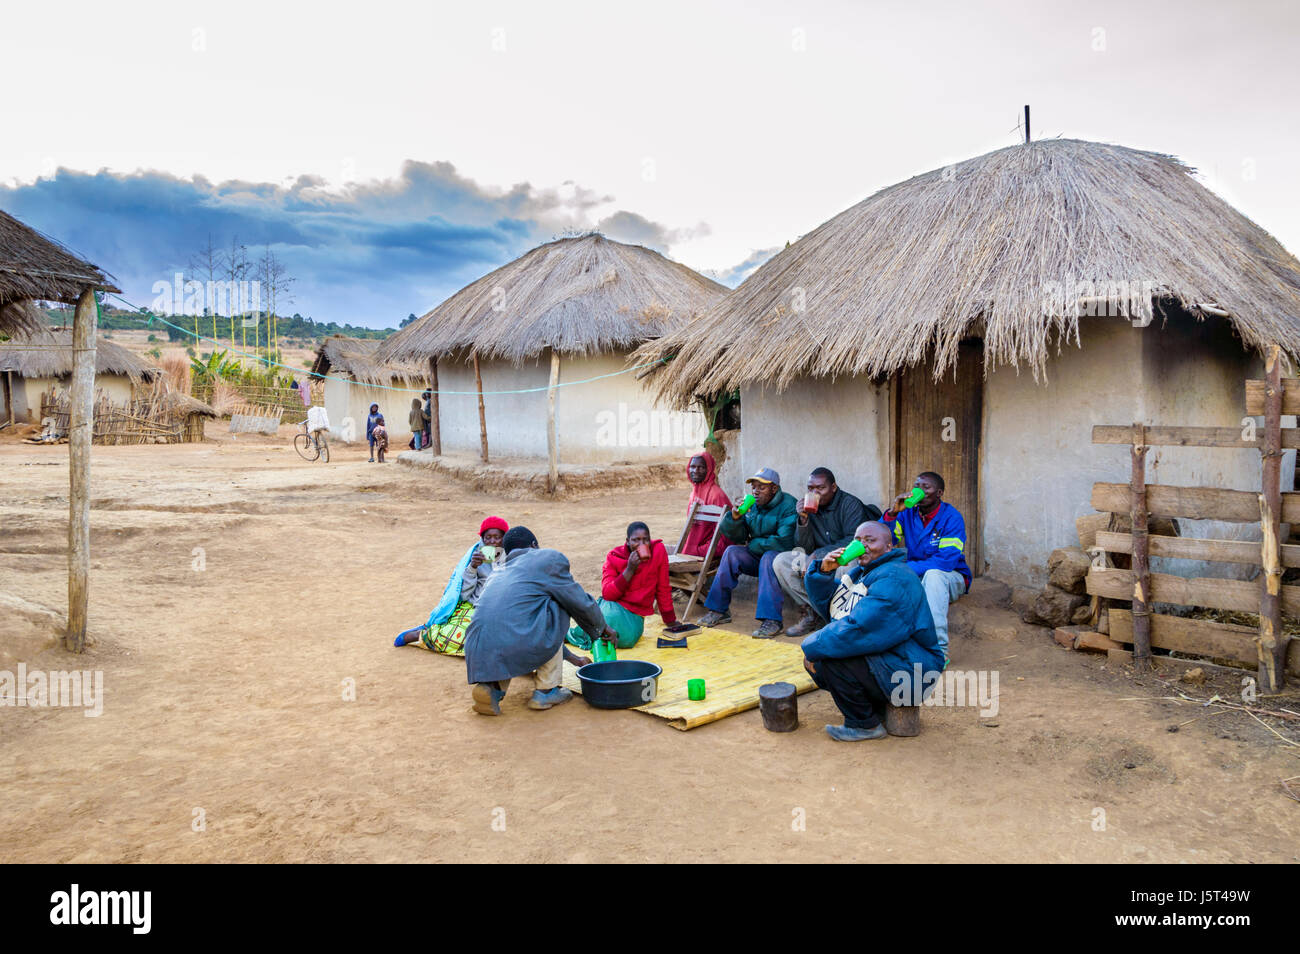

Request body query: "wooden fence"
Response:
[1085, 347, 1296, 691]
[193, 381, 317, 424]
[41, 388, 199, 444]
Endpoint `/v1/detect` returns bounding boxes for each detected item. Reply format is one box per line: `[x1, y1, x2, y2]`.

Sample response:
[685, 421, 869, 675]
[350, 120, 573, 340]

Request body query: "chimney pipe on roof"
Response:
[1024, 105, 1031, 143]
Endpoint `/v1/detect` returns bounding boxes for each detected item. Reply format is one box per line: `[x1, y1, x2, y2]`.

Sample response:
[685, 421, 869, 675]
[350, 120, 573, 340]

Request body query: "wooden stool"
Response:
[884, 704, 920, 737]
[758, 682, 799, 732]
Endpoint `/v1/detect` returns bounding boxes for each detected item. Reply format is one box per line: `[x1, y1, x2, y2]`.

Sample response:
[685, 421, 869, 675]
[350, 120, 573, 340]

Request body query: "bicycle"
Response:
[294, 420, 330, 463]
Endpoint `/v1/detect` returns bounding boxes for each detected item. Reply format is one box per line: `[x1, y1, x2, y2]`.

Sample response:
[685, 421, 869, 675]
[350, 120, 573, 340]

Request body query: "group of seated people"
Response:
[391, 449, 971, 742]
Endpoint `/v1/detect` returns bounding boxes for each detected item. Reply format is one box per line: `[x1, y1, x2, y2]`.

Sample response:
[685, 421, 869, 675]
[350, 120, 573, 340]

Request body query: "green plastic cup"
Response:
[837, 539, 867, 565]
[479, 544, 497, 563]
[736, 493, 757, 516]
[687, 678, 706, 701]
[903, 487, 925, 508]
[592, 640, 617, 663]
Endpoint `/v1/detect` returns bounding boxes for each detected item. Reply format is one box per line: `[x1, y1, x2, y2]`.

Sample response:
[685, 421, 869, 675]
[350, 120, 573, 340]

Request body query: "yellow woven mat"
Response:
[562, 619, 817, 730]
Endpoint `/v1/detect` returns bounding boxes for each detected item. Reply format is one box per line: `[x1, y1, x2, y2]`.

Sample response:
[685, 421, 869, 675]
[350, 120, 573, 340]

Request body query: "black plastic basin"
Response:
[575, 660, 662, 709]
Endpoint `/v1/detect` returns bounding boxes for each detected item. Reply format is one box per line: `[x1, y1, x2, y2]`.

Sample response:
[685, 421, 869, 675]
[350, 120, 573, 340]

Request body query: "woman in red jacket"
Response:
[567, 521, 677, 649]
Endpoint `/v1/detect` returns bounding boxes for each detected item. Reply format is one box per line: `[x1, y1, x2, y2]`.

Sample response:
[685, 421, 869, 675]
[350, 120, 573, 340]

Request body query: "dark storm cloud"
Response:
[0, 162, 699, 327]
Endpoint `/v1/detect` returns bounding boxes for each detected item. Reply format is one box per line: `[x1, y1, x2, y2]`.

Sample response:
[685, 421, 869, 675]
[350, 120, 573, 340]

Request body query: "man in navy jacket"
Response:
[802, 521, 943, 741]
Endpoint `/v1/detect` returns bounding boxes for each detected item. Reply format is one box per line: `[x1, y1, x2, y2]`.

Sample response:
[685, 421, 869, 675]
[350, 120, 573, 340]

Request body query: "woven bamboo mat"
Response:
[561, 620, 817, 730]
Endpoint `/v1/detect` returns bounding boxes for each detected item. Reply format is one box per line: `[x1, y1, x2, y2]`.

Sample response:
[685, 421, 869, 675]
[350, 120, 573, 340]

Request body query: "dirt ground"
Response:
[1, 428, 1298, 863]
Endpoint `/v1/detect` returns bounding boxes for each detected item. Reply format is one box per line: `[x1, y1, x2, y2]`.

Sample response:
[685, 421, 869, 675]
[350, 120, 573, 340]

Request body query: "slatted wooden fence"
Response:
[1085, 347, 1296, 691]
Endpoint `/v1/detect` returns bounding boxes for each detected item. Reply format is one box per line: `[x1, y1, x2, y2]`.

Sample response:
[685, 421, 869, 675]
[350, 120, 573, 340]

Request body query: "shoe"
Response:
[528, 687, 574, 710]
[825, 723, 888, 742]
[752, 619, 783, 639]
[472, 682, 506, 716]
[696, 610, 731, 627]
[368, 457, 374, 462]
[785, 609, 821, 638]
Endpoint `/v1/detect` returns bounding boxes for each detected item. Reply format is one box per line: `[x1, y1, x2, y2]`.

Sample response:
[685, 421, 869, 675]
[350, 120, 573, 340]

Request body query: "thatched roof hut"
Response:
[643, 138, 1300, 404]
[635, 138, 1300, 587]
[376, 233, 726, 364]
[373, 233, 725, 473]
[311, 335, 430, 446]
[311, 335, 428, 383]
[0, 327, 160, 381]
[0, 210, 118, 337]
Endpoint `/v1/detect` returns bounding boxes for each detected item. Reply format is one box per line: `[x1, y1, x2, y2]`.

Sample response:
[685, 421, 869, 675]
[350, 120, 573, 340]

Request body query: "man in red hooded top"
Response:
[680, 451, 733, 557]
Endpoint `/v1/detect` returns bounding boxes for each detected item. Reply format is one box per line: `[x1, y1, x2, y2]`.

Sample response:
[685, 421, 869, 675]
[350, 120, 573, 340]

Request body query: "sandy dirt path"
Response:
[1, 431, 1297, 862]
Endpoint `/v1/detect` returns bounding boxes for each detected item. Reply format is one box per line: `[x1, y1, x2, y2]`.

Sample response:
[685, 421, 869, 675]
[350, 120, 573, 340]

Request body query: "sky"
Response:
[4, 0, 1299, 327]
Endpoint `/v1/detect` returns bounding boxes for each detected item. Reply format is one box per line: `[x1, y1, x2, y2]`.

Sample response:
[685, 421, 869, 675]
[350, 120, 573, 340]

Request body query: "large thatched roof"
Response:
[0, 210, 118, 337]
[0, 328, 159, 380]
[311, 335, 429, 384]
[375, 233, 727, 365]
[642, 138, 1300, 405]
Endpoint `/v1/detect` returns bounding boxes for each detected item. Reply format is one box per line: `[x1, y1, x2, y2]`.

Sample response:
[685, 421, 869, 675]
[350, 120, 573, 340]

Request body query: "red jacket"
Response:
[601, 539, 677, 626]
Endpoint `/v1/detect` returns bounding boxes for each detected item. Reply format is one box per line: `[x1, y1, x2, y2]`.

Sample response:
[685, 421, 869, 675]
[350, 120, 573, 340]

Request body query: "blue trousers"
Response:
[704, 545, 784, 621]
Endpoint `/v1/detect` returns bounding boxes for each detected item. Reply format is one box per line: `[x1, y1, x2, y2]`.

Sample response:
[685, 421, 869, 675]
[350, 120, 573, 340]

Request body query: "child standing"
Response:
[372, 414, 390, 463]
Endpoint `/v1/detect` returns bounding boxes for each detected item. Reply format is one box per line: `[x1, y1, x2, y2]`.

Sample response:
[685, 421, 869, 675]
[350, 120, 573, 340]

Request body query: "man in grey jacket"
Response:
[772, 468, 879, 637]
[465, 526, 616, 715]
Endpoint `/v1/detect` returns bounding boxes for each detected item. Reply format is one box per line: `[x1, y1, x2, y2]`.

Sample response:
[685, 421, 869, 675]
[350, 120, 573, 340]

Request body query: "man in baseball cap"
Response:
[695, 466, 799, 638]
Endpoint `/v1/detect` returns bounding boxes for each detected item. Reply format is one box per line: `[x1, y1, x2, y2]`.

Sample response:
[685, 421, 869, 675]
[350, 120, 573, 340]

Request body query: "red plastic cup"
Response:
[636, 543, 652, 560]
[803, 492, 820, 514]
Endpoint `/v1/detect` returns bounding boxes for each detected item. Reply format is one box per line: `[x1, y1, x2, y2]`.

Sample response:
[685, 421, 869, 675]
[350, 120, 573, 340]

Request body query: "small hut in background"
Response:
[0, 327, 159, 424]
[375, 233, 726, 482]
[310, 335, 430, 443]
[0, 208, 119, 652]
[641, 139, 1300, 586]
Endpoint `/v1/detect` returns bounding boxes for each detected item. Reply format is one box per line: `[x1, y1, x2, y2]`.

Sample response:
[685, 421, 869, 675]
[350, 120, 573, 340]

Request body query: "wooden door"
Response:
[894, 339, 983, 575]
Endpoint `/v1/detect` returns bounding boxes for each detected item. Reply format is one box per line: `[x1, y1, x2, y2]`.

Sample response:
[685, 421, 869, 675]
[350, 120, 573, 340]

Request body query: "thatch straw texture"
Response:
[0, 210, 118, 310]
[311, 335, 429, 384]
[642, 139, 1300, 405]
[0, 327, 160, 381]
[375, 233, 727, 365]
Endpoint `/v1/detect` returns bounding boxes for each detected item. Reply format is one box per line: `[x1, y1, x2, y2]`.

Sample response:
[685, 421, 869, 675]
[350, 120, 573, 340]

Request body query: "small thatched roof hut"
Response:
[0, 327, 160, 381]
[375, 234, 726, 471]
[1, 328, 159, 423]
[640, 138, 1300, 585]
[311, 335, 430, 444]
[377, 233, 727, 365]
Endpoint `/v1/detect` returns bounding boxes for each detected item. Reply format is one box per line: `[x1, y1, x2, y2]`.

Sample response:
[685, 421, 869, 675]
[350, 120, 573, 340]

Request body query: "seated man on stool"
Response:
[801, 521, 943, 741]
[695, 467, 798, 638]
[880, 471, 970, 665]
[773, 466, 877, 638]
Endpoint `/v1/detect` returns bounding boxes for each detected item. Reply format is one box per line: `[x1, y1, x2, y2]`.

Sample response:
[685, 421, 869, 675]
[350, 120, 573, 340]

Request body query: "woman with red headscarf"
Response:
[680, 451, 733, 557]
[394, 516, 509, 655]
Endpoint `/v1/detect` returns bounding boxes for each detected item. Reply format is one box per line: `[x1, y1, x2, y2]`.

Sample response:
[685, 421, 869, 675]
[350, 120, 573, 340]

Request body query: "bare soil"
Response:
[1, 429, 1297, 862]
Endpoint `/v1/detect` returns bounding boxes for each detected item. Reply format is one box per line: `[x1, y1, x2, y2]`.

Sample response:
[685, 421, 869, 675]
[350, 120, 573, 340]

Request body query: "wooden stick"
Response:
[66, 288, 97, 653]
[1259, 345, 1286, 692]
[473, 353, 488, 463]
[3, 370, 11, 425]
[547, 349, 560, 494]
[1130, 422, 1152, 671]
[428, 356, 441, 456]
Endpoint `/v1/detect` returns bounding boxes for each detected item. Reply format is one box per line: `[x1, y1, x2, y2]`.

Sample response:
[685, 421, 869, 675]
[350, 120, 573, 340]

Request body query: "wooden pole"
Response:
[428, 356, 441, 456]
[3, 370, 12, 425]
[546, 349, 560, 494]
[473, 353, 488, 463]
[1259, 345, 1286, 692]
[67, 288, 97, 653]
[1130, 422, 1153, 672]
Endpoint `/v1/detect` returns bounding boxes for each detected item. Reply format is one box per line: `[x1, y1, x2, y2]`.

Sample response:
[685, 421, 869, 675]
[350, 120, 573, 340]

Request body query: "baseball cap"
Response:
[748, 467, 780, 485]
